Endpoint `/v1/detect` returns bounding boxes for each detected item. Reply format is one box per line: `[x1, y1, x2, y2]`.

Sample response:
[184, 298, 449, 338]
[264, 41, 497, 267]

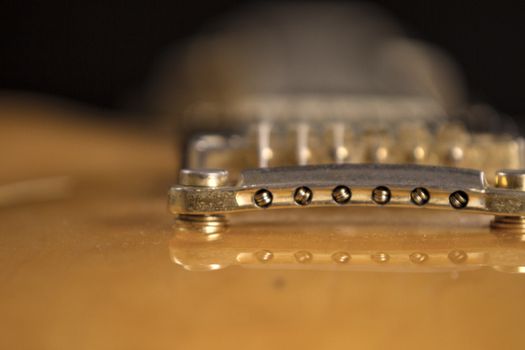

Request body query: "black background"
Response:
[1, 1, 524, 122]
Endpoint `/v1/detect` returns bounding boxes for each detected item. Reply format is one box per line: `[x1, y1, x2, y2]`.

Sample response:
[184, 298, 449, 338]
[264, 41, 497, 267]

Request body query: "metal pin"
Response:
[332, 123, 348, 164]
[411, 145, 426, 163]
[449, 191, 468, 209]
[372, 186, 391, 205]
[448, 146, 464, 164]
[296, 123, 311, 165]
[332, 185, 352, 204]
[410, 187, 430, 206]
[254, 189, 273, 208]
[293, 186, 313, 206]
[369, 145, 389, 163]
[257, 122, 273, 168]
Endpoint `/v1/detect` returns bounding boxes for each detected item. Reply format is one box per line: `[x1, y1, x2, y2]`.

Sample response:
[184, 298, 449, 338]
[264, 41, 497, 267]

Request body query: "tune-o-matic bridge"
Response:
[169, 164, 525, 232]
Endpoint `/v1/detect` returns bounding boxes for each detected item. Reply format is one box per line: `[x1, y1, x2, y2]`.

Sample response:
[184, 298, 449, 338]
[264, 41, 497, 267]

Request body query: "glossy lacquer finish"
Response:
[1, 98, 525, 349]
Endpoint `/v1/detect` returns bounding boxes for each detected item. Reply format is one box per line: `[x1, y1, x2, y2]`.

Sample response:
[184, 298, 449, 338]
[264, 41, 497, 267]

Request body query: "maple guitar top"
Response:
[1, 97, 525, 350]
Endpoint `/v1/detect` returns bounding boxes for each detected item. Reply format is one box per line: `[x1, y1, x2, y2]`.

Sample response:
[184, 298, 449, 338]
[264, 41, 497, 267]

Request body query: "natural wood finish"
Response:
[1, 96, 525, 350]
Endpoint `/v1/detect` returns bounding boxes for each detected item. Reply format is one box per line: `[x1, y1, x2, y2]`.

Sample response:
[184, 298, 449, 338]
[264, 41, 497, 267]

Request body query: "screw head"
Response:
[332, 185, 352, 204]
[449, 191, 468, 209]
[293, 186, 313, 206]
[179, 168, 228, 187]
[410, 187, 430, 206]
[372, 186, 391, 205]
[253, 189, 273, 208]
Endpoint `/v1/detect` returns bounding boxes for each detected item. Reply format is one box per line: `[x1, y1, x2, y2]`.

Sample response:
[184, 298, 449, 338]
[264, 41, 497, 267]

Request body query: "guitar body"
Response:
[2, 3, 525, 349]
[1, 97, 524, 349]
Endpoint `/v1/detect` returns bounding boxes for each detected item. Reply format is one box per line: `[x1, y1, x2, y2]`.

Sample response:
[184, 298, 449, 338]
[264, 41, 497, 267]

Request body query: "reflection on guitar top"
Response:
[170, 208, 525, 273]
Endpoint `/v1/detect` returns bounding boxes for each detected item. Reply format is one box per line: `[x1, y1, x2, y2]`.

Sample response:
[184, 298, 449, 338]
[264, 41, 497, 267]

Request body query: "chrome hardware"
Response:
[293, 186, 313, 206]
[332, 185, 352, 204]
[410, 187, 430, 206]
[372, 186, 391, 205]
[449, 191, 469, 209]
[253, 189, 273, 208]
[491, 169, 525, 233]
[170, 164, 525, 230]
[179, 169, 229, 187]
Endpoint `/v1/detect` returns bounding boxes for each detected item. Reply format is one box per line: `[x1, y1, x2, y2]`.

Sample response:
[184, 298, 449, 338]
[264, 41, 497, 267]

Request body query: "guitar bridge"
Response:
[169, 117, 525, 234]
[163, 5, 525, 237]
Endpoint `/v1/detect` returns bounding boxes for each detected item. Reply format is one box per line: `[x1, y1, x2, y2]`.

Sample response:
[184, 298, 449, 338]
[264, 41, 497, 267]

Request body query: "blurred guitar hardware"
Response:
[165, 4, 524, 235]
